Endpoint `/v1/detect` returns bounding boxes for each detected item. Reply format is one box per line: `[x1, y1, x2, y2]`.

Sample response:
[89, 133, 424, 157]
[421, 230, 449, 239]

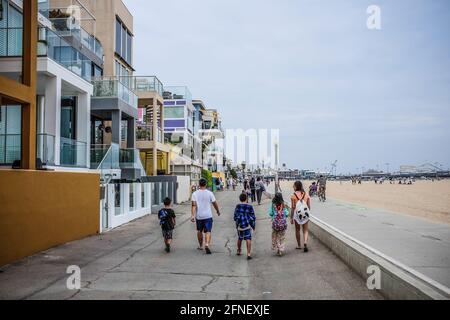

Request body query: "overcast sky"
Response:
[123, 0, 450, 174]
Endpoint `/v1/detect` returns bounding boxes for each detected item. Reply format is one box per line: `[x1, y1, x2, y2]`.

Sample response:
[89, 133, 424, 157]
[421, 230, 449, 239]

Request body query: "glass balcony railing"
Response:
[136, 126, 166, 144]
[136, 125, 153, 142]
[90, 143, 120, 170]
[39, 9, 104, 59]
[119, 148, 146, 176]
[163, 86, 192, 102]
[37, 133, 55, 165]
[125, 76, 164, 97]
[60, 137, 87, 167]
[92, 77, 138, 109]
[1, 27, 97, 82]
[0, 134, 21, 165]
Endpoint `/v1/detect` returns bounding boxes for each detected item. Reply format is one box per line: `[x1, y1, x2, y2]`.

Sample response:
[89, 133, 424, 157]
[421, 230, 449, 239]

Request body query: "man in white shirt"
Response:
[191, 178, 221, 254]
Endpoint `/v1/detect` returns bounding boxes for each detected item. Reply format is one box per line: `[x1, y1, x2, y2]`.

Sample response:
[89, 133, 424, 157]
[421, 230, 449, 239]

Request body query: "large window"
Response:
[115, 17, 132, 66]
[164, 106, 185, 119]
[0, 105, 21, 164]
[0, 0, 23, 56]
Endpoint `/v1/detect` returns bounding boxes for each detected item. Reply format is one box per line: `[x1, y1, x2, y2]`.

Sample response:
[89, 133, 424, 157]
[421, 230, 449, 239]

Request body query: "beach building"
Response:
[199, 108, 225, 182]
[163, 86, 202, 184]
[1, 0, 101, 170]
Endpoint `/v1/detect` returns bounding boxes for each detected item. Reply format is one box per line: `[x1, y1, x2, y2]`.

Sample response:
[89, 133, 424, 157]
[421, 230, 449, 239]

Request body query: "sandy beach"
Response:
[280, 180, 450, 225]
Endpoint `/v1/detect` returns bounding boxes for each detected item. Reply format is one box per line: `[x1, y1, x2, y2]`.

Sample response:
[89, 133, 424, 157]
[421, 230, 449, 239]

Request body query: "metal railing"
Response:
[92, 76, 138, 109]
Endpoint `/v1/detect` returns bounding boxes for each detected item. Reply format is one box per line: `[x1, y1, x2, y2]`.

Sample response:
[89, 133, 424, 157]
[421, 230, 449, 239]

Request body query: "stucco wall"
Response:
[0, 170, 100, 266]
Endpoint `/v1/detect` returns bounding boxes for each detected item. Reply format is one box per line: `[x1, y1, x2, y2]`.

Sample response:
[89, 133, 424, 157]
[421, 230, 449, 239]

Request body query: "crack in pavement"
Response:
[201, 276, 219, 293]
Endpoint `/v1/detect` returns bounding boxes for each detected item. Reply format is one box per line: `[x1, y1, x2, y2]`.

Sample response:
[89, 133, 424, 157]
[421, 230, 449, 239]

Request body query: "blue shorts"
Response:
[196, 218, 213, 233]
[237, 229, 252, 241]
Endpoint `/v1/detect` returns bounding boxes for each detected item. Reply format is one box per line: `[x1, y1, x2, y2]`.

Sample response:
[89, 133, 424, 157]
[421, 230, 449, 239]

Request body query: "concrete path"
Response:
[276, 185, 450, 288]
[0, 190, 381, 300]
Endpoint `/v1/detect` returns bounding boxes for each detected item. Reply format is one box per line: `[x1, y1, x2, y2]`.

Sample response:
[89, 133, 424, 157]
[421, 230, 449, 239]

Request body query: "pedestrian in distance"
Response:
[158, 197, 176, 253]
[250, 177, 256, 203]
[255, 177, 266, 205]
[291, 181, 311, 252]
[234, 193, 256, 260]
[269, 193, 289, 256]
[191, 178, 221, 254]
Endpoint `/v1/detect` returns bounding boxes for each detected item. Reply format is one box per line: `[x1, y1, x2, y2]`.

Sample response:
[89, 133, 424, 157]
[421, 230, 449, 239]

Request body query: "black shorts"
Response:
[162, 228, 173, 240]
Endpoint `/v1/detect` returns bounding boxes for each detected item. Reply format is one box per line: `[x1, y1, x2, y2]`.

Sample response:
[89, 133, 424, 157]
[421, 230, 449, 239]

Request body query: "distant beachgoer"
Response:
[250, 177, 256, 203]
[269, 193, 289, 256]
[255, 177, 265, 205]
[291, 181, 311, 252]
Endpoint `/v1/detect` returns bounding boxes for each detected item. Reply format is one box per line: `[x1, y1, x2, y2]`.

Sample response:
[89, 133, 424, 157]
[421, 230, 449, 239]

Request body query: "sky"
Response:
[122, 0, 450, 174]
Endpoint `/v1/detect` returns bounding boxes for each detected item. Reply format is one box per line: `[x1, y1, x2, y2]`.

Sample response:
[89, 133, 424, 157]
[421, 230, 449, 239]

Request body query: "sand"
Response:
[280, 180, 450, 225]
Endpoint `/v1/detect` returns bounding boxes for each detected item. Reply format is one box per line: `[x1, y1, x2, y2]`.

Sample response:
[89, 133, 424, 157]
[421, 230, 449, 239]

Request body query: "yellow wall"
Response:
[0, 170, 100, 267]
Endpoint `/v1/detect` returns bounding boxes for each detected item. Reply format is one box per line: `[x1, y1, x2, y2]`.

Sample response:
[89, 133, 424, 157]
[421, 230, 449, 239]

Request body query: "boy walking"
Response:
[234, 193, 256, 260]
[158, 197, 176, 253]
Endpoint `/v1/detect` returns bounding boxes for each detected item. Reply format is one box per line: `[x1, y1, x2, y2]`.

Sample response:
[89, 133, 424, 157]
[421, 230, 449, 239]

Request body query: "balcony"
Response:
[92, 77, 138, 109]
[126, 76, 164, 97]
[0, 26, 97, 82]
[60, 137, 87, 167]
[163, 86, 192, 102]
[136, 125, 166, 144]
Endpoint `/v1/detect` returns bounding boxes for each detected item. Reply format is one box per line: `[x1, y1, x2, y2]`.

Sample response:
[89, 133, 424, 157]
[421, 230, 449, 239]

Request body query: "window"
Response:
[60, 97, 77, 140]
[115, 18, 121, 55]
[126, 32, 132, 65]
[115, 17, 133, 66]
[121, 25, 126, 60]
[164, 106, 185, 119]
[0, 105, 22, 164]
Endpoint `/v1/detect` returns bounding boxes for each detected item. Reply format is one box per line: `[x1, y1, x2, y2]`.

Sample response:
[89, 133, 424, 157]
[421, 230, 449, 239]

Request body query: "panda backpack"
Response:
[294, 192, 310, 225]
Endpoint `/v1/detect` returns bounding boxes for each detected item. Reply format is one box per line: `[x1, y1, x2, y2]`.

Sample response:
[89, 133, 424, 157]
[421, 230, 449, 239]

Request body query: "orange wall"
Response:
[0, 170, 100, 266]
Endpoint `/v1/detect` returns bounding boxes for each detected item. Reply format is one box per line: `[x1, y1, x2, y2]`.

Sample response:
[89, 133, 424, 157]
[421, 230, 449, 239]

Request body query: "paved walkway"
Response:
[277, 185, 450, 288]
[0, 190, 381, 300]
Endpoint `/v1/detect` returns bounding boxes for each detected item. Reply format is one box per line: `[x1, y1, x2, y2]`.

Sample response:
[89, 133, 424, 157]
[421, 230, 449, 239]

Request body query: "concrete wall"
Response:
[0, 170, 100, 267]
[176, 175, 191, 203]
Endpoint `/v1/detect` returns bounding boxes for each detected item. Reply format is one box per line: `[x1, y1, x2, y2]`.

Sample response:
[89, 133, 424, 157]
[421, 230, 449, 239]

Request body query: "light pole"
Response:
[274, 141, 279, 194]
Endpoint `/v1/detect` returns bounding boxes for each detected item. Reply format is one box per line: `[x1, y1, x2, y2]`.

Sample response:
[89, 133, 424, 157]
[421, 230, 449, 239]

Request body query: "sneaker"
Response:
[205, 247, 212, 255]
[247, 256, 253, 260]
[304, 245, 309, 253]
[165, 244, 170, 253]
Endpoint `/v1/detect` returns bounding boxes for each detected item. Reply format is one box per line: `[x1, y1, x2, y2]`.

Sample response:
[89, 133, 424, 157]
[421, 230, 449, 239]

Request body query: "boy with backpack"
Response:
[269, 193, 289, 256]
[158, 197, 176, 253]
[234, 193, 256, 260]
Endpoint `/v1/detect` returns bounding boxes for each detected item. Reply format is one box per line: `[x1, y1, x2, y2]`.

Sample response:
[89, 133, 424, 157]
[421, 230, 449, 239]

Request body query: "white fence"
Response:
[99, 181, 176, 232]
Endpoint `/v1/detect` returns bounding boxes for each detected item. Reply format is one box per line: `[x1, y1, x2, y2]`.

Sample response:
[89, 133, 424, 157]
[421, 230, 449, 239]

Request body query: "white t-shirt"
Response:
[192, 189, 217, 220]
